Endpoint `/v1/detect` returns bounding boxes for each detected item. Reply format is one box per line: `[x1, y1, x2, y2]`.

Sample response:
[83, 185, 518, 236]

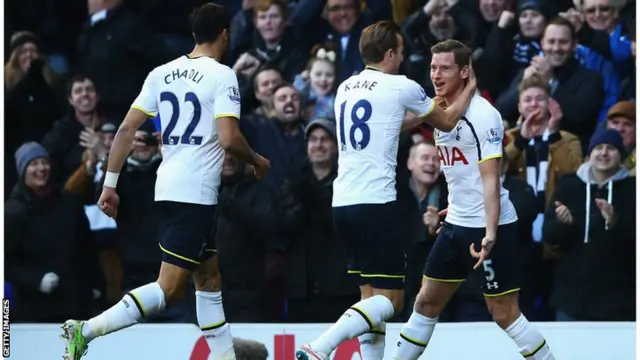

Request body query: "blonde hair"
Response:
[4, 31, 57, 90]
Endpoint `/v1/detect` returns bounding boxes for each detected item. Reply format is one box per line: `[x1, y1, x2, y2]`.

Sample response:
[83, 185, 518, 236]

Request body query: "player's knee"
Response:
[486, 293, 520, 329]
[371, 288, 404, 314]
[156, 278, 187, 305]
[156, 262, 191, 305]
[414, 288, 444, 318]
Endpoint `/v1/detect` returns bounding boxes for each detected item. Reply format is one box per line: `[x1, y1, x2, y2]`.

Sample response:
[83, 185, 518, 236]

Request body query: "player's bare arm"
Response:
[422, 63, 477, 131]
[98, 108, 149, 218]
[216, 116, 270, 178]
[402, 111, 423, 130]
[470, 157, 501, 268]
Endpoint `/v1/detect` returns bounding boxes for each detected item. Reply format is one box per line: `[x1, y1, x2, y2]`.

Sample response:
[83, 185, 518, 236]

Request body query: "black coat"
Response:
[5, 183, 96, 321]
[543, 168, 636, 321]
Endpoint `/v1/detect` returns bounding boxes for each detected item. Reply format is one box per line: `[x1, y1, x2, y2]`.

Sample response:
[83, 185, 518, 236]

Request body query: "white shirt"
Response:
[131, 55, 241, 205]
[332, 68, 435, 207]
[434, 94, 518, 228]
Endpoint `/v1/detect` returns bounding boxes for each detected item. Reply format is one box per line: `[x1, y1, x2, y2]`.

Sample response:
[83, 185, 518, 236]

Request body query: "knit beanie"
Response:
[15, 142, 49, 178]
[588, 129, 625, 156]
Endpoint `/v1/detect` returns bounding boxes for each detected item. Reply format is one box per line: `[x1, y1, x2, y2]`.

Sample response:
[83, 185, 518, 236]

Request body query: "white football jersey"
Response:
[434, 94, 518, 228]
[131, 55, 241, 205]
[332, 68, 435, 207]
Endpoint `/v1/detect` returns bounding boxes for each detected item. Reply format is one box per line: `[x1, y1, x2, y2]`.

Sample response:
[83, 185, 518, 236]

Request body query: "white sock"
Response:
[358, 321, 386, 360]
[82, 282, 165, 341]
[505, 314, 555, 359]
[309, 295, 394, 355]
[392, 311, 438, 360]
[196, 291, 235, 360]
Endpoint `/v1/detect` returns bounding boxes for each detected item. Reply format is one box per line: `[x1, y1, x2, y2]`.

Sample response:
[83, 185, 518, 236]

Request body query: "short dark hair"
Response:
[359, 20, 402, 65]
[190, 3, 229, 45]
[66, 74, 96, 96]
[544, 17, 577, 41]
[251, 64, 283, 90]
[518, 73, 551, 95]
[430, 39, 472, 68]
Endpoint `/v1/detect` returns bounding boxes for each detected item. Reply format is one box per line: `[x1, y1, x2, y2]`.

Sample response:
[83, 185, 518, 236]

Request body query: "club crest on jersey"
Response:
[227, 86, 241, 104]
[486, 127, 502, 144]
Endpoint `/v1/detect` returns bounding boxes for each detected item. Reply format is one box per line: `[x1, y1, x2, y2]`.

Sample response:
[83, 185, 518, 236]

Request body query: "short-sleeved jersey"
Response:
[131, 55, 241, 205]
[434, 94, 518, 228]
[332, 68, 435, 207]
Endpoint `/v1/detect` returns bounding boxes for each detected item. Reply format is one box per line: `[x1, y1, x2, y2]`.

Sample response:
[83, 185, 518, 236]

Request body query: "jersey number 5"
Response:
[160, 91, 202, 146]
[338, 99, 372, 151]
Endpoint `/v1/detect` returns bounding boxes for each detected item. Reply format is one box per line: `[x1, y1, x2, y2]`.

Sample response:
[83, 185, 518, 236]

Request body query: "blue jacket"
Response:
[574, 24, 633, 123]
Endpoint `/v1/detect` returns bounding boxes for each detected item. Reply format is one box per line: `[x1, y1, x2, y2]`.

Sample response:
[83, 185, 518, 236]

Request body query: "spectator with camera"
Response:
[97, 121, 197, 323]
[5, 142, 100, 322]
[543, 129, 636, 321]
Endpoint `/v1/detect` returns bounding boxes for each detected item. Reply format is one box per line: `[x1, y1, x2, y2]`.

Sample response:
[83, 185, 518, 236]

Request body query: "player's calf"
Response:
[392, 278, 459, 360]
[485, 292, 555, 359]
[357, 287, 403, 360]
[79, 261, 189, 343]
[193, 255, 236, 360]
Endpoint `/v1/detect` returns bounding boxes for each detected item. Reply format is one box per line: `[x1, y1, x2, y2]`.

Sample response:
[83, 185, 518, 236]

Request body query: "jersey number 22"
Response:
[339, 99, 372, 151]
[160, 91, 202, 146]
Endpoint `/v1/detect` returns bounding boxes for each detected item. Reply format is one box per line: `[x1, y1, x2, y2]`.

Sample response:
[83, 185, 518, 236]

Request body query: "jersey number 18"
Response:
[338, 99, 372, 151]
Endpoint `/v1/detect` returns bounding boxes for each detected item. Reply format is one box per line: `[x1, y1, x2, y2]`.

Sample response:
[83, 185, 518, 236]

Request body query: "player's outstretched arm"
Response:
[216, 117, 270, 177]
[106, 108, 149, 178]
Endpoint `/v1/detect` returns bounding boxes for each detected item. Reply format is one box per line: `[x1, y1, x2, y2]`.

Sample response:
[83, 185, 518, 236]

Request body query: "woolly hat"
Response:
[588, 129, 625, 155]
[15, 142, 50, 178]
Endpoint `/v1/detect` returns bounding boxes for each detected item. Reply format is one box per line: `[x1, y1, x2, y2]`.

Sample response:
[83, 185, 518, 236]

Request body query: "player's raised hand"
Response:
[98, 186, 120, 219]
[252, 154, 271, 180]
[554, 201, 573, 224]
[470, 234, 495, 269]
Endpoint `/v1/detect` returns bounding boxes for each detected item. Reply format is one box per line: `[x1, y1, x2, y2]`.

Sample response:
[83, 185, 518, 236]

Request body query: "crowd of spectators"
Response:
[4, 0, 636, 326]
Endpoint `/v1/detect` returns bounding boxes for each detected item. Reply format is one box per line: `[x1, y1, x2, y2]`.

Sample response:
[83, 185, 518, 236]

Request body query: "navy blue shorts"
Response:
[156, 201, 217, 271]
[333, 201, 406, 290]
[423, 221, 520, 296]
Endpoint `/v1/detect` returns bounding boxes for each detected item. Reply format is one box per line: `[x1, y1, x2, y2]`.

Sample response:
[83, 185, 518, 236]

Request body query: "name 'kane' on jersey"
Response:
[434, 94, 518, 228]
[332, 68, 435, 207]
[131, 55, 241, 205]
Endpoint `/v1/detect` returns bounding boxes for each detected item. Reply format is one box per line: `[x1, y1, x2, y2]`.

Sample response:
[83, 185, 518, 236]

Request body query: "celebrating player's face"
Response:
[408, 143, 440, 185]
[430, 52, 466, 98]
[273, 86, 301, 123]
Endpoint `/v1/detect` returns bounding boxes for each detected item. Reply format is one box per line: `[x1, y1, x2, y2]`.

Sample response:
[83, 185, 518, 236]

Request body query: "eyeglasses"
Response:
[583, 5, 611, 14]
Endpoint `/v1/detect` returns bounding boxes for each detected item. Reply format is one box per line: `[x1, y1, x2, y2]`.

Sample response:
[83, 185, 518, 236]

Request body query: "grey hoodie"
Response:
[575, 163, 630, 243]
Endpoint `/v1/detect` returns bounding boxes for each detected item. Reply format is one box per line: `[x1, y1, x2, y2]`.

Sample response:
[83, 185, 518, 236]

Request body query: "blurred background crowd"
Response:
[4, 0, 636, 326]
